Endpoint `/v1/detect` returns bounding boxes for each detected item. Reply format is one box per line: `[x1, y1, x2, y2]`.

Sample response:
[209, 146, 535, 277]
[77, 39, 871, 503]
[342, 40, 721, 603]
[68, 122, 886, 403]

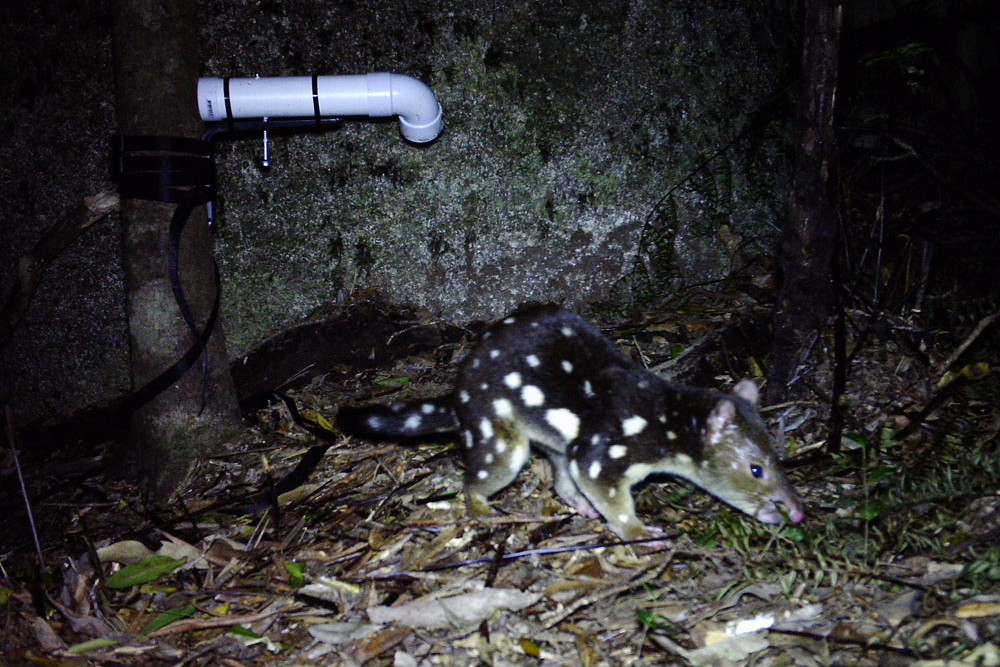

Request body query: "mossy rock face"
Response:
[0, 0, 792, 423]
[202, 0, 793, 355]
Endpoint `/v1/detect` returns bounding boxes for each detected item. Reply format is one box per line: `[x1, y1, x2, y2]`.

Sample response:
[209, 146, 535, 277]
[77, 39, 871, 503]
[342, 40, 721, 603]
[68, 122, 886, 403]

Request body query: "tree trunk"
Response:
[111, 0, 240, 496]
[768, 0, 842, 403]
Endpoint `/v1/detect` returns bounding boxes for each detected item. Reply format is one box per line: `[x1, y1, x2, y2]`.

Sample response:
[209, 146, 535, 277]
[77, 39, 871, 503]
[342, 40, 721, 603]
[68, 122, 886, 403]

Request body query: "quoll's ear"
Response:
[732, 379, 759, 406]
[706, 398, 737, 444]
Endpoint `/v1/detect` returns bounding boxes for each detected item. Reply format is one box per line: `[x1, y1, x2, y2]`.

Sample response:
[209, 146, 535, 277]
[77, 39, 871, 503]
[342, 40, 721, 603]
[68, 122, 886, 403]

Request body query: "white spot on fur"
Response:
[503, 317, 516, 324]
[545, 409, 580, 440]
[459, 390, 471, 404]
[526, 354, 540, 367]
[367, 416, 383, 429]
[622, 415, 647, 436]
[588, 460, 602, 479]
[608, 487, 617, 497]
[404, 415, 422, 430]
[561, 360, 573, 373]
[493, 399, 514, 418]
[495, 438, 507, 453]
[479, 418, 494, 439]
[504, 372, 522, 389]
[462, 430, 474, 449]
[583, 380, 594, 397]
[561, 326, 575, 337]
[489, 349, 500, 359]
[609, 445, 628, 459]
[509, 444, 529, 472]
[667, 430, 678, 440]
[638, 380, 649, 389]
[472, 358, 481, 368]
[485, 452, 495, 464]
[421, 403, 436, 414]
[618, 513, 632, 524]
[590, 434, 601, 445]
[477, 469, 489, 480]
[521, 385, 545, 407]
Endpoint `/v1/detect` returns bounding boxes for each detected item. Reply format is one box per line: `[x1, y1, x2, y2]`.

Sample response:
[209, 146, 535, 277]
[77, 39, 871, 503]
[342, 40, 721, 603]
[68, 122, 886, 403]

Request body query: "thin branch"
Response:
[4, 406, 45, 566]
[0, 191, 119, 347]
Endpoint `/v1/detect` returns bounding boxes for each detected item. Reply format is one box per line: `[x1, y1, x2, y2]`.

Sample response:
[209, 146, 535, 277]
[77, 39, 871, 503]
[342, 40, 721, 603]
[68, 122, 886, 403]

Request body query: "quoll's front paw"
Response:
[465, 491, 492, 517]
[607, 521, 671, 548]
[568, 497, 602, 520]
[633, 525, 672, 549]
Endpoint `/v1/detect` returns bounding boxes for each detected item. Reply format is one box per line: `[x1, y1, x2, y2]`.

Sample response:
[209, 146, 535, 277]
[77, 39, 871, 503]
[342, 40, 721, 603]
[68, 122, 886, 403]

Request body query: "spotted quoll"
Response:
[337, 306, 804, 540]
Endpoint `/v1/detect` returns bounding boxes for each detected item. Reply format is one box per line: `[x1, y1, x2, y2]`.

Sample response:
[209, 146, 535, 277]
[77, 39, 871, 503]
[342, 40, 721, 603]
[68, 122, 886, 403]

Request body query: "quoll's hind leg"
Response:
[462, 419, 532, 517]
[547, 451, 601, 519]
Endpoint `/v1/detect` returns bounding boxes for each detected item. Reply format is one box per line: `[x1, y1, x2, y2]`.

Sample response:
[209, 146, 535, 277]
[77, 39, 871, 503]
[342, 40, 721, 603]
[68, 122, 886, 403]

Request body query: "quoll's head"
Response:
[696, 381, 805, 525]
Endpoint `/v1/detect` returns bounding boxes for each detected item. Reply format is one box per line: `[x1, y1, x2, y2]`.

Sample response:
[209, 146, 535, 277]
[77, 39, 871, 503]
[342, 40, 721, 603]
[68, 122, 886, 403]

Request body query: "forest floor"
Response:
[2, 298, 999, 665]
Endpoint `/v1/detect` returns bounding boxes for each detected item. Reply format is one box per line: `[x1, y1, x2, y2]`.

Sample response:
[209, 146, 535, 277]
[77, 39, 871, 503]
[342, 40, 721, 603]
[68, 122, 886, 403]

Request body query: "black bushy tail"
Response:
[337, 396, 459, 439]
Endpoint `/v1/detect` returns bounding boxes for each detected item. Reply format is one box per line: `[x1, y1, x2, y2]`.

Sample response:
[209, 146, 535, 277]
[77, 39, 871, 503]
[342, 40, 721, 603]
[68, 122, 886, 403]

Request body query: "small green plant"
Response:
[960, 547, 1000, 590]
[284, 561, 308, 589]
[375, 376, 412, 387]
[862, 42, 935, 68]
[637, 609, 682, 634]
[106, 556, 186, 589]
[141, 603, 197, 635]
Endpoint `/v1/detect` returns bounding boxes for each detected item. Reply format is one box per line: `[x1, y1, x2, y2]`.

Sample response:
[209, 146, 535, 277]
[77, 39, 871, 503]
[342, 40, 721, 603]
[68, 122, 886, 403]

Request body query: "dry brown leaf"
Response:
[367, 588, 541, 628]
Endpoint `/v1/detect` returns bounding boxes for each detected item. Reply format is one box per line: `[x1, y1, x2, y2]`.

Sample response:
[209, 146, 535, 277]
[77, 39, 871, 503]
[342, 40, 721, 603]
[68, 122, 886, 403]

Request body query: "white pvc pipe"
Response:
[197, 73, 444, 143]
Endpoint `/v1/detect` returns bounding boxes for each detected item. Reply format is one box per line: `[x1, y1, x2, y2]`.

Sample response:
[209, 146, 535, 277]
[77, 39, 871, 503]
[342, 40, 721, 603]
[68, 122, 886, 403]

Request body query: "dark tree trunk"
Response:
[768, 0, 842, 403]
[111, 0, 240, 496]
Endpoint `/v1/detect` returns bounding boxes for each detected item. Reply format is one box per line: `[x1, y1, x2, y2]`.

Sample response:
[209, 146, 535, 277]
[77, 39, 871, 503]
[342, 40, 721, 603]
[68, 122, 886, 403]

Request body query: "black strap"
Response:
[239, 390, 337, 516]
[223, 77, 234, 121]
[311, 74, 322, 120]
[113, 134, 219, 414]
[112, 134, 217, 202]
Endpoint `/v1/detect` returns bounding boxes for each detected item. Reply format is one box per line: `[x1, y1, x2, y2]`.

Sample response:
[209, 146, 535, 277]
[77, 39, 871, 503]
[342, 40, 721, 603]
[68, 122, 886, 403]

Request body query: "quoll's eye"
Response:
[750, 464, 764, 479]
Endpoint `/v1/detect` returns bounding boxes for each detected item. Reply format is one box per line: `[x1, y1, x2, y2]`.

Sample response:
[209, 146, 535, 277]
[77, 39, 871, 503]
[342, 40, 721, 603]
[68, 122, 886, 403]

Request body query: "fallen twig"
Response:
[146, 605, 292, 637]
[0, 191, 119, 346]
[5, 406, 45, 567]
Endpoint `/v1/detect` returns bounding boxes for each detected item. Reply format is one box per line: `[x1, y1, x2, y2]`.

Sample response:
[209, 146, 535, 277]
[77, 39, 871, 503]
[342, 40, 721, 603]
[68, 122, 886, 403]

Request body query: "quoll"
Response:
[337, 306, 805, 540]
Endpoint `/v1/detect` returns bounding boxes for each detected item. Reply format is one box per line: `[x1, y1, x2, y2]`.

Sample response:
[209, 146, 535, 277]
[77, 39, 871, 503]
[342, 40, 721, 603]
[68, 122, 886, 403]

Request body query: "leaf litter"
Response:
[1, 302, 999, 665]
